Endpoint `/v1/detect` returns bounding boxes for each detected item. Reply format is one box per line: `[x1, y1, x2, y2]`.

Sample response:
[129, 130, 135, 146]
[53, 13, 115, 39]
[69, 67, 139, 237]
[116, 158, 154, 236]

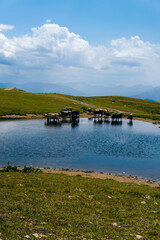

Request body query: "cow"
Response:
[61, 107, 72, 112]
[127, 114, 133, 121]
[94, 109, 104, 117]
[111, 113, 123, 121]
[72, 110, 80, 116]
[60, 110, 72, 119]
[45, 113, 59, 123]
[71, 110, 79, 122]
[87, 108, 93, 114]
[103, 110, 111, 118]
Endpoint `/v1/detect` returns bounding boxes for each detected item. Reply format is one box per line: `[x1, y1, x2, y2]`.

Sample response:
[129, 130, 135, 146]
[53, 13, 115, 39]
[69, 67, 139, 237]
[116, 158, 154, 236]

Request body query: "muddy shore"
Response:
[3, 167, 156, 187]
[0, 166, 159, 187]
[41, 168, 160, 187]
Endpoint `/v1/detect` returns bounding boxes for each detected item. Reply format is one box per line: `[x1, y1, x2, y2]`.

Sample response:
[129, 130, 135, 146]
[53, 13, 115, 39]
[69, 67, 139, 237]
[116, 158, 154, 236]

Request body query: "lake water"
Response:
[0, 118, 160, 181]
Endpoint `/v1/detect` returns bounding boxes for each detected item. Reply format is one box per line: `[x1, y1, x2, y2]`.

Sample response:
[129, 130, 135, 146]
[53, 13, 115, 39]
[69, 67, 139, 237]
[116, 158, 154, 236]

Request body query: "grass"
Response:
[0, 172, 160, 239]
[0, 88, 160, 120]
[72, 96, 160, 120]
[0, 89, 85, 115]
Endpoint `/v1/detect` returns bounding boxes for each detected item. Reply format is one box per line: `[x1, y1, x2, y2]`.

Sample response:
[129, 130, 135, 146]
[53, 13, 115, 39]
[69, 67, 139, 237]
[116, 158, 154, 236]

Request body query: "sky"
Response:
[0, 0, 160, 88]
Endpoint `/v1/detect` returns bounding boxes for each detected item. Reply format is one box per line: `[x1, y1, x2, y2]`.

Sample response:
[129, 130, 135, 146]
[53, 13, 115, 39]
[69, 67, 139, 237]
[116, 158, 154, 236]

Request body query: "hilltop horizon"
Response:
[0, 81, 160, 102]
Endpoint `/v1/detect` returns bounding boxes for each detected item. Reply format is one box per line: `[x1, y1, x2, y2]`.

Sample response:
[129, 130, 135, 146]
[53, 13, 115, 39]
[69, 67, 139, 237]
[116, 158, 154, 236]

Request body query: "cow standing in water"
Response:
[128, 114, 133, 124]
[111, 113, 123, 121]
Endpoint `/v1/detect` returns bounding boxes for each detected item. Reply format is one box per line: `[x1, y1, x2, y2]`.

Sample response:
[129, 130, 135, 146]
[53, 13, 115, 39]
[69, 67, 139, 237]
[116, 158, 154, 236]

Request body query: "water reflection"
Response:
[94, 118, 103, 124]
[128, 121, 133, 127]
[71, 121, 79, 128]
[45, 119, 79, 128]
[111, 120, 123, 126]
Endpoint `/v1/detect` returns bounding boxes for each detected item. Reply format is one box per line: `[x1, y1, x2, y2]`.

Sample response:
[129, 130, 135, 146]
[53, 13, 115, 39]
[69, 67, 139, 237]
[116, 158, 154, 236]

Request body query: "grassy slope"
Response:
[0, 172, 159, 239]
[0, 88, 160, 120]
[72, 96, 160, 120]
[0, 89, 85, 115]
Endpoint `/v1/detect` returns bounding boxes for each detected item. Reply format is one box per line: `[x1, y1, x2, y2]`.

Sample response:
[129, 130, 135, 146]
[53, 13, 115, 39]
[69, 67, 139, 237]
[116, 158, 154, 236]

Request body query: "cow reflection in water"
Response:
[45, 121, 62, 127]
[128, 121, 133, 127]
[104, 118, 110, 124]
[111, 120, 122, 126]
[72, 120, 79, 128]
[94, 118, 103, 124]
[127, 114, 133, 126]
[45, 119, 79, 128]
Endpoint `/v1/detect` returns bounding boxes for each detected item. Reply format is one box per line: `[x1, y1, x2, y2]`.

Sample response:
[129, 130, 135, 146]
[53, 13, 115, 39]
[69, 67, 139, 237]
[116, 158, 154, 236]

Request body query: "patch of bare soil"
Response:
[0, 114, 44, 119]
[4, 88, 14, 91]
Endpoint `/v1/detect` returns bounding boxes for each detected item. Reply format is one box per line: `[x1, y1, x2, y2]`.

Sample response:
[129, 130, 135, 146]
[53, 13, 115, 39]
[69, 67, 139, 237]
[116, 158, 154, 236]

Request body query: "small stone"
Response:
[141, 201, 146, 204]
[33, 233, 39, 238]
[112, 222, 118, 227]
[24, 235, 30, 239]
[150, 210, 157, 213]
[88, 195, 94, 199]
[136, 234, 143, 239]
[145, 195, 151, 199]
[33, 233, 47, 238]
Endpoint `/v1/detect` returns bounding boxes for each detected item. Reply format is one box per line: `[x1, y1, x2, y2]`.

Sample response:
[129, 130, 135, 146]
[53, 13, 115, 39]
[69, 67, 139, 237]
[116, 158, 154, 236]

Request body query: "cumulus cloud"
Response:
[0, 24, 14, 32]
[0, 22, 160, 86]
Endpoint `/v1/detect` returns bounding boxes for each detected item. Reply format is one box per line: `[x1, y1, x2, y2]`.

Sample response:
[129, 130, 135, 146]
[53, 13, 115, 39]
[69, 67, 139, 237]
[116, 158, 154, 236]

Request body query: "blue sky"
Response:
[1, 0, 160, 44]
[0, 0, 160, 89]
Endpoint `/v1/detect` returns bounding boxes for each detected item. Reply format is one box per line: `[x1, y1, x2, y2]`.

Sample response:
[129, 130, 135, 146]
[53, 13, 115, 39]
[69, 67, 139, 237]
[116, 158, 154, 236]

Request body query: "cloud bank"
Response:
[0, 23, 160, 86]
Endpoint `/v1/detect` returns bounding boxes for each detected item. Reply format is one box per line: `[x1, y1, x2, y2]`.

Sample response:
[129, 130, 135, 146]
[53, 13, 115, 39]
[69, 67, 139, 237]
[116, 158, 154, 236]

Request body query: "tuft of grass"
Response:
[0, 172, 159, 239]
[1, 165, 19, 172]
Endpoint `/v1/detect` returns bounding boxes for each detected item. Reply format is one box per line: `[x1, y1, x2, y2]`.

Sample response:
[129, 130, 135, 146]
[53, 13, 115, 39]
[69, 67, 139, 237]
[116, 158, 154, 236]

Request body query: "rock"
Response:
[33, 233, 47, 238]
[88, 195, 94, 199]
[112, 222, 120, 227]
[24, 235, 30, 239]
[145, 195, 151, 199]
[141, 201, 146, 204]
[112, 222, 118, 226]
[136, 234, 143, 239]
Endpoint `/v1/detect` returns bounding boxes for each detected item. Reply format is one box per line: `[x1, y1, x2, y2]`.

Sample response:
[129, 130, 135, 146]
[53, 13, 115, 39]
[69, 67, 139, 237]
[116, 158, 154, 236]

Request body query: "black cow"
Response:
[94, 109, 104, 117]
[111, 113, 123, 121]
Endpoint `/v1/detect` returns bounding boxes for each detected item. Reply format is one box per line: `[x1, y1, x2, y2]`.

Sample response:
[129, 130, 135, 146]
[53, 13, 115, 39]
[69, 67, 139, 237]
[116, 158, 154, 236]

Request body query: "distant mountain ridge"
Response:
[0, 82, 85, 96]
[0, 82, 159, 102]
[133, 87, 160, 102]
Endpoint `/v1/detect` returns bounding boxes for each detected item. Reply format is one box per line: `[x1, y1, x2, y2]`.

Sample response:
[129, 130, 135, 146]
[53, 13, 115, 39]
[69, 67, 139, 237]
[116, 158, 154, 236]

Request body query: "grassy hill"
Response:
[0, 88, 160, 120]
[0, 172, 159, 239]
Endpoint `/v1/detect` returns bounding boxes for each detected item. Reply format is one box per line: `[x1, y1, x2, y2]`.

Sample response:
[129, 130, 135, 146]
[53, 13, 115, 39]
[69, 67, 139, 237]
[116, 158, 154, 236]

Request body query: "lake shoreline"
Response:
[0, 113, 160, 124]
[2, 166, 158, 187]
[42, 168, 160, 187]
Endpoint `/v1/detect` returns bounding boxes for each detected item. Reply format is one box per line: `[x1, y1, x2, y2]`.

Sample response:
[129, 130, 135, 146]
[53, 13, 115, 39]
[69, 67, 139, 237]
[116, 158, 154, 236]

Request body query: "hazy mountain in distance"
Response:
[67, 82, 154, 97]
[0, 82, 159, 102]
[133, 87, 160, 102]
[0, 82, 85, 96]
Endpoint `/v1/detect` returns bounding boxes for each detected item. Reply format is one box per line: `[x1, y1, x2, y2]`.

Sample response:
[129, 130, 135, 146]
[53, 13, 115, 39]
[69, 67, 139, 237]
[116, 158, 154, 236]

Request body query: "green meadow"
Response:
[0, 88, 160, 120]
[0, 172, 159, 239]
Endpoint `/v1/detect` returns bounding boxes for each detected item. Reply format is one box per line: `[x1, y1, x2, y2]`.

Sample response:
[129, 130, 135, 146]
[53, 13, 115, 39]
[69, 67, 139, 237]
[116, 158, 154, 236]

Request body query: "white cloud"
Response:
[0, 22, 160, 86]
[0, 24, 14, 32]
[46, 19, 52, 23]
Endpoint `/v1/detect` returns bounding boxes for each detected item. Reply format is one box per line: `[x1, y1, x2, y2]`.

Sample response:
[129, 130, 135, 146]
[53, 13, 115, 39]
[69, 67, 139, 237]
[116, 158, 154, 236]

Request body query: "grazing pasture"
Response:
[0, 172, 159, 239]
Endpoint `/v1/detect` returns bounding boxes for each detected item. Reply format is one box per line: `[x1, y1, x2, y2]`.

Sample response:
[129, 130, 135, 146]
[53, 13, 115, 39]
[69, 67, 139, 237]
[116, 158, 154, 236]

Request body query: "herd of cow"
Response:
[45, 107, 133, 123]
[45, 107, 80, 123]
